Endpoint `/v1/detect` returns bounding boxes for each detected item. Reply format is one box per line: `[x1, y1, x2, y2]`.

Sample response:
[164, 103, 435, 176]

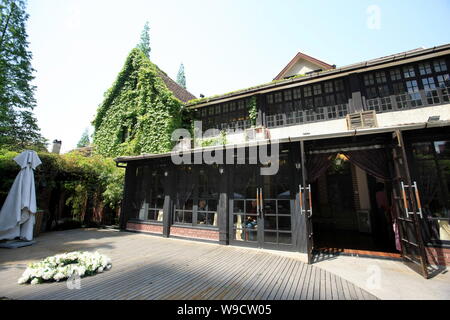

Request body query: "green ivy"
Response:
[93, 48, 184, 158]
[248, 96, 258, 127]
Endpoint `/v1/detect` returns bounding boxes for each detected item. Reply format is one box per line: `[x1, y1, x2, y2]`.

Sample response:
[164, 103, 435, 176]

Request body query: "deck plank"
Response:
[0, 229, 378, 300]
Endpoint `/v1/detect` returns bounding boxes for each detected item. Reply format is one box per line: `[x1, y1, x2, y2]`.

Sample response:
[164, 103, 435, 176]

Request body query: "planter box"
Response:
[245, 126, 269, 141]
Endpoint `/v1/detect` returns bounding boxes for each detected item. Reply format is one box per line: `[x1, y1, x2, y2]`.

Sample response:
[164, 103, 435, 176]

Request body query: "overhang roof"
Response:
[185, 43, 450, 109]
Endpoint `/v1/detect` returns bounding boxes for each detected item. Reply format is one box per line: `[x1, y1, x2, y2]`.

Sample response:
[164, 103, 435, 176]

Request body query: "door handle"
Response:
[256, 188, 260, 216]
[413, 181, 423, 219]
[308, 184, 313, 218]
[299, 184, 303, 215]
[259, 188, 263, 218]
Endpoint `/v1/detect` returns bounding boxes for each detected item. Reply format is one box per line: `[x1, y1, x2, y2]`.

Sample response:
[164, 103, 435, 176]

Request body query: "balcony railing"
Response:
[364, 86, 450, 113]
[265, 104, 349, 129]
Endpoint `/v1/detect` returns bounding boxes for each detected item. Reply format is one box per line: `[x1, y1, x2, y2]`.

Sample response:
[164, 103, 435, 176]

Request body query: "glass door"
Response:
[229, 144, 297, 251]
[260, 145, 296, 251]
[230, 162, 260, 247]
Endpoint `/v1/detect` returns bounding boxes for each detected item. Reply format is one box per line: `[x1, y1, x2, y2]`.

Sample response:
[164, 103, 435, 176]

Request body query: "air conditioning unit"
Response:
[245, 126, 270, 141]
[346, 111, 378, 130]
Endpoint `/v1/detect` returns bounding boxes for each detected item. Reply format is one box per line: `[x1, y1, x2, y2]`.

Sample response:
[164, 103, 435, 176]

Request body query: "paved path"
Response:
[0, 228, 377, 300]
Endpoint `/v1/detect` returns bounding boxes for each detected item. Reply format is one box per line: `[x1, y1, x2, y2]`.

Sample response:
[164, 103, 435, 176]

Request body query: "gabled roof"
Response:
[158, 71, 196, 102]
[274, 51, 335, 80]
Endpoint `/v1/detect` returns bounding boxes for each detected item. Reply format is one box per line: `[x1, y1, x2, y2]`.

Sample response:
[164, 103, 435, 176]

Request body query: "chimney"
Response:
[51, 139, 62, 154]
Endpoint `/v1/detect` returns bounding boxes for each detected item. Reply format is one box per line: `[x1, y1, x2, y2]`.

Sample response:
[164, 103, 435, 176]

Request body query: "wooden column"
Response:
[218, 165, 229, 245]
[162, 165, 174, 238]
[119, 163, 136, 230]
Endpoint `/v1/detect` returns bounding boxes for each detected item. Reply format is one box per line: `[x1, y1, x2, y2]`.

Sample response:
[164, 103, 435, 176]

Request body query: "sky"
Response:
[26, 0, 450, 153]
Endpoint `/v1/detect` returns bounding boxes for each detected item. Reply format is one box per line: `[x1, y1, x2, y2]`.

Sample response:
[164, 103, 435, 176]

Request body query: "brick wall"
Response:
[170, 226, 220, 241]
[426, 246, 450, 266]
[127, 222, 163, 234]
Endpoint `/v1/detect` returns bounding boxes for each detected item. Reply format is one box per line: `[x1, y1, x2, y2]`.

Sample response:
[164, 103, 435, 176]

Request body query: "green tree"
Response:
[77, 128, 90, 148]
[0, 0, 46, 150]
[176, 63, 186, 89]
[136, 21, 150, 58]
[93, 48, 184, 157]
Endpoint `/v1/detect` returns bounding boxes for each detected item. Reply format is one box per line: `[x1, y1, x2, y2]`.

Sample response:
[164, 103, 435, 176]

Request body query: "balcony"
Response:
[364, 86, 450, 113]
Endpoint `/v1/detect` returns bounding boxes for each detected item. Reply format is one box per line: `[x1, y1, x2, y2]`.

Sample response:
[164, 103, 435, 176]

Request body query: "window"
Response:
[419, 62, 432, 75]
[304, 86, 312, 97]
[403, 65, 416, 78]
[324, 94, 335, 106]
[229, 102, 236, 112]
[284, 90, 292, 101]
[364, 74, 375, 86]
[324, 81, 333, 93]
[437, 74, 450, 88]
[366, 87, 377, 99]
[393, 82, 405, 94]
[378, 84, 390, 97]
[137, 166, 165, 222]
[375, 71, 387, 83]
[222, 103, 229, 113]
[334, 79, 344, 92]
[238, 100, 245, 110]
[208, 107, 214, 115]
[406, 80, 419, 93]
[434, 59, 448, 72]
[293, 88, 301, 100]
[422, 77, 439, 104]
[390, 69, 402, 81]
[313, 84, 322, 95]
[314, 96, 323, 107]
[267, 94, 273, 104]
[405, 80, 422, 107]
[274, 92, 282, 103]
[422, 77, 436, 90]
[215, 104, 221, 114]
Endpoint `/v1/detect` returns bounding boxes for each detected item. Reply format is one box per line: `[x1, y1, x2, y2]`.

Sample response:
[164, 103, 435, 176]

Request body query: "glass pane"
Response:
[233, 214, 244, 229]
[277, 200, 291, 215]
[278, 233, 292, 244]
[263, 200, 276, 214]
[174, 211, 184, 223]
[264, 216, 277, 230]
[264, 231, 277, 243]
[246, 200, 258, 214]
[244, 215, 258, 230]
[234, 200, 245, 214]
[184, 211, 193, 224]
[278, 216, 292, 231]
[208, 199, 218, 211]
[243, 230, 258, 242]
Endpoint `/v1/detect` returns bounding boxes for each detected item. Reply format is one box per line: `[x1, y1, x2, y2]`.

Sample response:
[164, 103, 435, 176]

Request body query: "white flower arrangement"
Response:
[18, 251, 112, 285]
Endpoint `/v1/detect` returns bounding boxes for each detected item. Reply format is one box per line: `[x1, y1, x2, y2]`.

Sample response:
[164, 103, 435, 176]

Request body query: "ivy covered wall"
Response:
[93, 48, 184, 157]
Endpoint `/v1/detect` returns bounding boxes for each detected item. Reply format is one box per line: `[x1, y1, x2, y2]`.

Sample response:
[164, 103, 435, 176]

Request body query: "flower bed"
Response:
[18, 251, 112, 285]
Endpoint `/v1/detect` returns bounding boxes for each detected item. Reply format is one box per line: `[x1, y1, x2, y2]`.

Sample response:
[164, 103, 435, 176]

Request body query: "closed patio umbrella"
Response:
[0, 150, 42, 241]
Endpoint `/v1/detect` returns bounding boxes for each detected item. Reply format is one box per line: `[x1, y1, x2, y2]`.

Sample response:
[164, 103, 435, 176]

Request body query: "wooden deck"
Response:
[0, 229, 378, 300]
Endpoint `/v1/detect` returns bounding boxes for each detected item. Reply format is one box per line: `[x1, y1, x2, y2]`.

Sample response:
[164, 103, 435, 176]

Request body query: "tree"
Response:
[77, 128, 90, 148]
[0, 0, 46, 150]
[176, 63, 186, 89]
[136, 21, 150, 58]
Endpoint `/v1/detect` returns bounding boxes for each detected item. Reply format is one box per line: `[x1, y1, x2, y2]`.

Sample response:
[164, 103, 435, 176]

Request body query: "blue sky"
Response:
[26, 0, 450, 152]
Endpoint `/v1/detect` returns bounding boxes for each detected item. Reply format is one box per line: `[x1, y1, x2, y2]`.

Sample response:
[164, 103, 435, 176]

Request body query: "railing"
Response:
[265, 104, 349, 129]
[364, 86, 450, 113]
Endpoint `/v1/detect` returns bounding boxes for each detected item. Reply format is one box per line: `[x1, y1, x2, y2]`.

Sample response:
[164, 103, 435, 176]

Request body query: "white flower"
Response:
[30, 278, 39, 285]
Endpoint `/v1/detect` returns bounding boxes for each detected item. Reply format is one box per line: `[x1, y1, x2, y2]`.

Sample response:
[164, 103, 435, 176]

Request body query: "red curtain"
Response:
[342, 148, 392, 181]
[306, 153, 336, 183]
